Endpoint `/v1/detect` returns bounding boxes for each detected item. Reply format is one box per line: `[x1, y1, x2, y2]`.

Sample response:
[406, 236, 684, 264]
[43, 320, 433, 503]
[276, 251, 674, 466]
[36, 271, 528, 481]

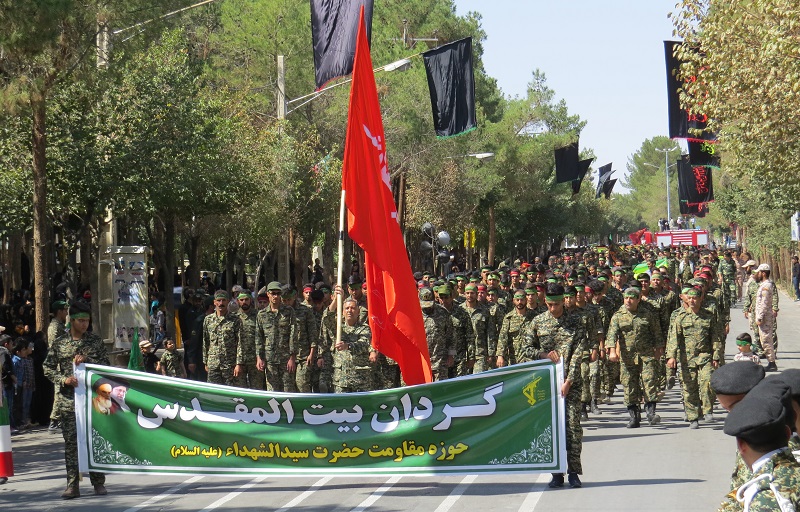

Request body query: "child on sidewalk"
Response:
[12, 338, 35, 430]
[732, 333, 761, 364]
[159, 338, 186, 378]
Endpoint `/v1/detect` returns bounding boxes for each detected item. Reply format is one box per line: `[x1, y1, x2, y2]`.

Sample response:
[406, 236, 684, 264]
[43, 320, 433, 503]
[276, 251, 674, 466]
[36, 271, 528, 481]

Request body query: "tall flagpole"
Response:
[336, 190, 346, 346]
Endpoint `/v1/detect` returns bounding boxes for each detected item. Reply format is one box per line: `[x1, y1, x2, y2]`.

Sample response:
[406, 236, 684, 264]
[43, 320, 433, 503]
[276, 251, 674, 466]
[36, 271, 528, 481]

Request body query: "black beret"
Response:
[347, 275, 363, 285]
[778, 369, 800, 400]
[710, 361, 765, 395]
[724, 379, 791, 443]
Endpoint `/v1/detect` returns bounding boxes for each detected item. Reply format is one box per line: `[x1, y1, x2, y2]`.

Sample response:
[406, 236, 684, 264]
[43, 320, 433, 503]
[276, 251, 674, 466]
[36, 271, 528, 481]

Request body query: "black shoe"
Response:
[580, 403, 589, 420]
[766, 362, 778, 372]
[48, 420, 61, 433]
[590, 399, 601, 415]
[548, 474, 564, 488]
[667, 376, 676, 390]
[626, 405, 640, 428]
[568, 473, 582, 488]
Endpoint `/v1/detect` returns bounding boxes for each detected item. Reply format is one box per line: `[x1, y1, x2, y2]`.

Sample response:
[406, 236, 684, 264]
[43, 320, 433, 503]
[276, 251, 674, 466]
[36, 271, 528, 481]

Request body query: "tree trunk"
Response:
[79, 222, 93, 290]
[293, 231, 306, 290]
[7, 232, 23, 296]
[487, 204, 496, 268]
[31, 92, 50, 334]
[186, 231, 201, 288]
[225, 246, 235, 292]
[164, 216, 176, 338]
[323, 228, 335, 285]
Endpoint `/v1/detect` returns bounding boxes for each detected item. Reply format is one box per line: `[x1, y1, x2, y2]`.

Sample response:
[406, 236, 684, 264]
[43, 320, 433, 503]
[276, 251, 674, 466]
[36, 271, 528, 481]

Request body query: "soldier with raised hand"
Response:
[420, 287, 454, 381]
[255, 282, 298, 392]
[203, 290, 244, 387]
[318, 298, 375, 393]
[458, 283, 489, 374]
[606, 287, 663, 428]
[496, 289, 536, 367]
[43, 300, 109, 499]
[522, 283, 586, 489]
[235, 290, 264, 390]
[667, 286, 723, 429]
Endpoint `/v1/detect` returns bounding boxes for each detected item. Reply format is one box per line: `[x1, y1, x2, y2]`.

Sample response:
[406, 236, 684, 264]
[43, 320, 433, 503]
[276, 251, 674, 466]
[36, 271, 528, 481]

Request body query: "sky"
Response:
[453, 0, 681, 189]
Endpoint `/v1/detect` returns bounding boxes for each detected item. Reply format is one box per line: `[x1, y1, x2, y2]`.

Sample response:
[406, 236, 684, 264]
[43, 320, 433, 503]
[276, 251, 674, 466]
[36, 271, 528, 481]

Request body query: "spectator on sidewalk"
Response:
[792, 255, 800, 302]
[12, 338, 35, 430]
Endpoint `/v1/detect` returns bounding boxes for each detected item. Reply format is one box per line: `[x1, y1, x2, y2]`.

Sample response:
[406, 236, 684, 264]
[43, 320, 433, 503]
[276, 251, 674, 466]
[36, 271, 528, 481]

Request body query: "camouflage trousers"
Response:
[580, 356, 591, 403]
[588, 359, 602, 401]
[207, 366, 238, 387]
[318, 354, 334, 393]
[719, 451, 750, 512]
[377, 362, 400, 390]
[759, 320, 776, 363]
[603, 360, 620, 398]
[266, 363, 296, 392]
[61, 408, 104, 489]
[234, 363, 266, 390]
[564, 386, 583, 475]
[748, 315, 777, 353]
[334, 366, 376, 393]
[678, 360, 715, 421]
[294, 361, 312, 393]
[620, 355, 659, 406]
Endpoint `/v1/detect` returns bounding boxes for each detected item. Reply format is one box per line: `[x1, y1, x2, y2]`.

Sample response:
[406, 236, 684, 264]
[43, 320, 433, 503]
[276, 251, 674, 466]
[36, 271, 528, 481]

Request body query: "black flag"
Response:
[311, 0, 374, 90]
[554, 142, 580, 183]
[688, 140, 720, 168]
[664, 41, 715, 142]
[595, 162, 613, 199]
[602, 179, 617, 199]
[572, 158, 593, 195]
[677, 155, 714, 214]
[423, 38, 476, 138]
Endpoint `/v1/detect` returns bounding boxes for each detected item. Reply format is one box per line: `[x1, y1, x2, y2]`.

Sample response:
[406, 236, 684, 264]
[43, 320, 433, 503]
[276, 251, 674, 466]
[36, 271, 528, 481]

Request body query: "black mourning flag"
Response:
[554, 142, 580, 183]
[572, 158, 594, 195]
[595, 162, 613, 199]
[423, 37, 476, 138]
[664, 41, 715, 142]
[311, 0, 374, 90]
[688, 140, 720, 168]
[677, 154, 714, 214]
[602, 179, 617, 199]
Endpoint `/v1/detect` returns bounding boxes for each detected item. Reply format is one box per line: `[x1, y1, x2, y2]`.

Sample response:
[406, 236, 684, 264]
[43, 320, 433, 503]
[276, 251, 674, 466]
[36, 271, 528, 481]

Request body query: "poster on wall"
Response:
[109, 246, 149, 349]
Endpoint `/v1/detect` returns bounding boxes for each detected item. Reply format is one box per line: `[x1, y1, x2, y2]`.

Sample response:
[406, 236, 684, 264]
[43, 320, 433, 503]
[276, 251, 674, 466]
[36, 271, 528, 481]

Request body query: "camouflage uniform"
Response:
[317, 309, 337, 392]
[202, 312, 244, 387]
[443, 303, 472, 377]
[666, 307, 723, 421]
[237, 308, 265, 390]
[293, 302, 317, 392]
[47, 317, 67, 424]
[581, 302, 606, 407]
[596, 295, 620, 399]
[719, 451, 750, 512]
[310, 306, 326, 392]
[605, 305, 663, 406]
[486, 302, 505, 367]
[43, 330, 109, 490]
[733, 449, 800, 511]
[319, 320, 375, 393]
[496, 308, 536, 365]
[718, 258, 737, 309]
[744, 276, 761, 351]
[422, 304, 454, 381]
[755, 279, 776, 363]
[567, 305, 598, 406]
[159, 349, 185, 377]
[255, 305, 298, 392]
[522, 310, 586, 475]
[458, 303, 490, 374]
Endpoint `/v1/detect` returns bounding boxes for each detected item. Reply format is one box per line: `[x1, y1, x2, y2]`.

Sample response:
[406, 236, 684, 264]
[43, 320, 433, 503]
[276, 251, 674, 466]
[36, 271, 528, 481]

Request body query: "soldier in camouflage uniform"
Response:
[522, 283, 586, 489]
[563, 286, 598, 420]
[43, 300, 109, 499]
[420, 287, 454, 381]
[255, 282, 298, 392]
[47, 300, 69, 432]
[718, 251, 738, 309]
[575, 283, 605, 415]
[742, 261, 761, 353]
[606, 287, 663, 428]
[235, 290, 265, 390]
[496, 289, 536, 367]
[439, 284, 472, 378]
[667, 286, 723, 428]
[283, 286, 316, 392]
[319, 298, 375, 392]
[485, 288, 506, 368]
[307, 289, 329, 392]
[458, 284, 489, 374]
[203, 290, 244, 387]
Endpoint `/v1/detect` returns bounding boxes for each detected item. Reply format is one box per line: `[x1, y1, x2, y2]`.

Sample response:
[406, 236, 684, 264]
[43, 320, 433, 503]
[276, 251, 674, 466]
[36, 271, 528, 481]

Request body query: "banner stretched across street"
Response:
[75, 360, 566, 476]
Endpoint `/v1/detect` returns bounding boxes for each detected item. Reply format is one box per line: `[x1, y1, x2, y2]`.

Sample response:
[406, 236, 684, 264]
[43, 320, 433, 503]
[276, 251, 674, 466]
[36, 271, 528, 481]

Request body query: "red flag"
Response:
[341, 8, 432, 385]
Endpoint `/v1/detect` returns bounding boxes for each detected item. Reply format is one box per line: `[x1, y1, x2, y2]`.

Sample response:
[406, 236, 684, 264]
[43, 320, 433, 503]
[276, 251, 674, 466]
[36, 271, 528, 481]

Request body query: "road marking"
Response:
[350, 476, 402, 512]
[200, 476, 268, 510]
[517, 473, 550, 512]
[433, 474, 477, 512]
[275, 476, 332, 511]
[123, 475, 204, 512]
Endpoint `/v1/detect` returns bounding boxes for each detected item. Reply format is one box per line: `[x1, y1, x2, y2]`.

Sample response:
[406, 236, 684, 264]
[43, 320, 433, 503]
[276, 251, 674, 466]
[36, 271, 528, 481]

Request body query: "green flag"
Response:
[127, 328, 144, 372]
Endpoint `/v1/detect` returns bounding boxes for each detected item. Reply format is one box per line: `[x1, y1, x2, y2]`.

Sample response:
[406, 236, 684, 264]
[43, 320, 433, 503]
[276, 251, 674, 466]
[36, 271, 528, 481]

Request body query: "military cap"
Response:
[724, 379, 793, 443]
[743, 259, 757, 268]
[347, 275, 363, 285]
[777, 368, 800, 400]
[710, 361, 765, 395]
[419, 287, 435, 308]
[636, 273, 650, 282]
[266, 281, 282, 292]
[51, 300, 69, 311]
[757, 263, 771, 272]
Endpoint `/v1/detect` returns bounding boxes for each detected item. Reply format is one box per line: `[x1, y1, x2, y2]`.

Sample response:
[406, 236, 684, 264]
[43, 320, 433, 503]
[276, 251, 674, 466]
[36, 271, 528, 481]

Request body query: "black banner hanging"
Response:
[677, 155, 714, 214]
[664, 41, 715, 142]
[595, 162, 613, 199]
[311, 0, 374, 90]
[423, 37, 477, 138]
[572, 158, 593, 195]
[688, 140, 720, 168]
[554, 142, 580, 183]
[602, 179, 617, 199]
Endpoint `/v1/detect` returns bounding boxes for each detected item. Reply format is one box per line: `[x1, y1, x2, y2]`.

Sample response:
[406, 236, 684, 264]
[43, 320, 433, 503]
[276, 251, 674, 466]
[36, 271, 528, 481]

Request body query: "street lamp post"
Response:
[655, 148, 672, 221]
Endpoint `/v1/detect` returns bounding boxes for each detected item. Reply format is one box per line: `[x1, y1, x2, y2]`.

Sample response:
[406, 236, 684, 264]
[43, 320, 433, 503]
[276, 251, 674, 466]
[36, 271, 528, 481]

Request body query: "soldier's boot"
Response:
[645, 402, 661, 425]
[590, 399, 601, 415]
[580, 403, 589, 420]
[61, 486, 80, 499]
[626, 405, 640, 428]
[548, 473, 564, 488]
[568, 472, 582, 488]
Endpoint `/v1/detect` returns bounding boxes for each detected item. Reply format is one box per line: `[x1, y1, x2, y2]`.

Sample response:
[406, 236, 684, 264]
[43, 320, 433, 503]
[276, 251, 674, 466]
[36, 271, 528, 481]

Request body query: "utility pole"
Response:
[656, 148, 673, 221]
[277, 55, 291, 285]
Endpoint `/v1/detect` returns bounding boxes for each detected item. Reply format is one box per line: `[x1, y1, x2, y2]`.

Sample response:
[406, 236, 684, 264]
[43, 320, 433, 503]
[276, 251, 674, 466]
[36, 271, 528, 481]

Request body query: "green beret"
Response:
[51, 300, 69, 311]
[267, 281, 282, 292]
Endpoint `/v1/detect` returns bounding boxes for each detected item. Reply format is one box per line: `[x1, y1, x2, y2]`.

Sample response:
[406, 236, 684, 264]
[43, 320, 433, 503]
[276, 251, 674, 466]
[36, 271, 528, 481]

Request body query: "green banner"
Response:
[75, 361, 566, 476]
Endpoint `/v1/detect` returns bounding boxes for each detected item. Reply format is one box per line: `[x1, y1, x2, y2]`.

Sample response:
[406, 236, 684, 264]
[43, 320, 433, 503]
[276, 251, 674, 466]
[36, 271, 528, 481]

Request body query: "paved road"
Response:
[2, 290, 798, 511]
